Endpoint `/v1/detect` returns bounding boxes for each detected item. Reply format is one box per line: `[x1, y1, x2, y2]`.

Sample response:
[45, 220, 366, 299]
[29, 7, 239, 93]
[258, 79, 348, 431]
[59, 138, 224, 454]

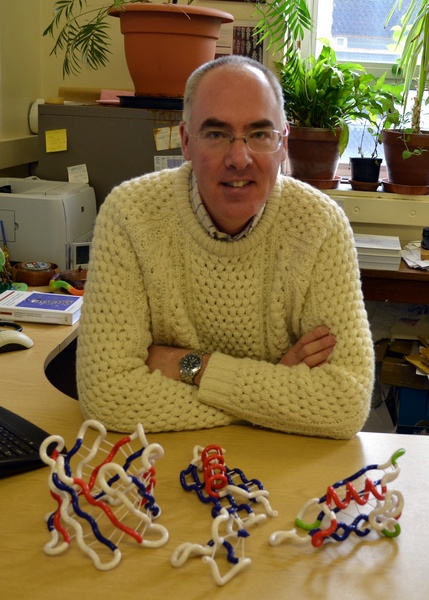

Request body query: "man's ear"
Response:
[180, 121, 192, 161]
[280, 123, 289, 162]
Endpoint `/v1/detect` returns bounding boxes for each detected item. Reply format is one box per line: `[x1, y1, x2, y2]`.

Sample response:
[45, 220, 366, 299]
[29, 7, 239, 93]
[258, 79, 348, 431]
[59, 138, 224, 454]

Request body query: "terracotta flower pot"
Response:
[382, 129, 429, 187]
[287, 126, 341, 183]
[109, 4, 234, 98]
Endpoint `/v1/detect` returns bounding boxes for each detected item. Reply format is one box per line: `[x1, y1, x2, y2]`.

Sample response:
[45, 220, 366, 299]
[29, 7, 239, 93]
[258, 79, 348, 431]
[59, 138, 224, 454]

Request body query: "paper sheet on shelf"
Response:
[401, 241, 429, 270]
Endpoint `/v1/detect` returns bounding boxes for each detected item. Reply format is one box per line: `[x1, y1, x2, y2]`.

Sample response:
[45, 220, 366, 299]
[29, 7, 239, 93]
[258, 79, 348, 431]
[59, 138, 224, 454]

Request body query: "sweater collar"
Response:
[174, 162, 283, 257]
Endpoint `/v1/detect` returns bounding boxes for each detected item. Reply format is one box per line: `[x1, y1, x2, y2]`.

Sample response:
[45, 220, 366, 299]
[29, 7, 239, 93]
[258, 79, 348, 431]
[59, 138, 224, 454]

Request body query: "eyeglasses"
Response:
[189, 129, 285, 154]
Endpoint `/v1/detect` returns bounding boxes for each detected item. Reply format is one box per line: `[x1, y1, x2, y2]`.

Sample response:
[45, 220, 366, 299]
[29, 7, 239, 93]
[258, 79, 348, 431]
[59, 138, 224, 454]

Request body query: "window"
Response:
[334, 37, 347, 49]
[306, 0, 415, 161]
[313, 0, 409, 73]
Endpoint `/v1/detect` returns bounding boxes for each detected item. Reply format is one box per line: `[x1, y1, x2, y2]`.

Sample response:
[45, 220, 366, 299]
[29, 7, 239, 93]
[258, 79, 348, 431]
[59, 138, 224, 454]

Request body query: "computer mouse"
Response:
[0, 330, 34, 353]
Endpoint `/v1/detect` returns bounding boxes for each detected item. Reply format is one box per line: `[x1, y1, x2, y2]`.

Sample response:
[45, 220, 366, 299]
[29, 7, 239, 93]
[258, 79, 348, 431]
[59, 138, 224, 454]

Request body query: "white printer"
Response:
[0, 177, 96, 270]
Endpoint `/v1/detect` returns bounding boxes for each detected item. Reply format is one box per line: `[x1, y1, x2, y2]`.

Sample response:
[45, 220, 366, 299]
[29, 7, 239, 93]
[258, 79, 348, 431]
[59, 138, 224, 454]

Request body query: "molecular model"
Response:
[269, 448, 405, 549]
[171, 444, 278, 586]
[40, 420, 169, 570]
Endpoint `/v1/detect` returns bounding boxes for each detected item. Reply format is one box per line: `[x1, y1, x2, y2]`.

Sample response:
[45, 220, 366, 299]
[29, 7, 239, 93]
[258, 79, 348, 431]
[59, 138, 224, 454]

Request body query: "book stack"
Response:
[354, 233, 402, 271]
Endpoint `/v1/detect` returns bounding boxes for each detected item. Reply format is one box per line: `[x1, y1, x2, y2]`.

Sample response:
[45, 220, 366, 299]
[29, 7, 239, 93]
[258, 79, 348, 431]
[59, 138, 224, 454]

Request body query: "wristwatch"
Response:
[179, 351, 203, 385]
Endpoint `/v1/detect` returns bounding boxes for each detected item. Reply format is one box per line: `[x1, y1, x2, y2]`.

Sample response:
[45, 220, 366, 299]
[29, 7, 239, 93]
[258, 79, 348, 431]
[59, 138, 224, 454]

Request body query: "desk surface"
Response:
[361, 259, 429, 303]
[2, 322, 429, 600]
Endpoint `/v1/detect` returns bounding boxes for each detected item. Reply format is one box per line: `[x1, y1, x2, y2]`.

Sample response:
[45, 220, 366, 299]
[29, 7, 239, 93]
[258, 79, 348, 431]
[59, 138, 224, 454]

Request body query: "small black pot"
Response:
[350, 157, 382, 182]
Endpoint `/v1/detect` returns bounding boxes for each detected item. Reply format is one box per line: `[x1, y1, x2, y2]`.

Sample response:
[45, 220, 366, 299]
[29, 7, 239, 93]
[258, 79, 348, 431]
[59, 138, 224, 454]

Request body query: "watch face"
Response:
[181, 354, 202, 372]
[180, 352, 202, 384]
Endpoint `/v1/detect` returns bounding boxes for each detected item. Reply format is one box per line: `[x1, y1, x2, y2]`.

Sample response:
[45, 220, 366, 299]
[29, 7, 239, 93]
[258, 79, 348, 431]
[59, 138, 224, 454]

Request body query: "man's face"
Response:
[180, 66, 287, 236]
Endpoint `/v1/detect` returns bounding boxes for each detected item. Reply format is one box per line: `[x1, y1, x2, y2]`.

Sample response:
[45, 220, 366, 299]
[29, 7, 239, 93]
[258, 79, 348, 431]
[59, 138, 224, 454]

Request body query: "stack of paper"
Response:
[354, 233, 402, 271]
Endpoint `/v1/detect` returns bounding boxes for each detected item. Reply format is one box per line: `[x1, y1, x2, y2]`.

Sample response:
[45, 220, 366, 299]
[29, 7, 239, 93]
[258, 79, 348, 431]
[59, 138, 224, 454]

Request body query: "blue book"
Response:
[0, 290, 82, 325]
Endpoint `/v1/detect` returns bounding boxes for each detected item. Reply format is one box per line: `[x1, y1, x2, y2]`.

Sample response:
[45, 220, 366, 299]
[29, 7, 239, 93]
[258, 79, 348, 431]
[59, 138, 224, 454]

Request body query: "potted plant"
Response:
[382, 0, 429, 192]
[43, 0, 234, 100]
[349, 124, 384, 191]
[349, 73, 403, 190]
[277, 44, 387, 188]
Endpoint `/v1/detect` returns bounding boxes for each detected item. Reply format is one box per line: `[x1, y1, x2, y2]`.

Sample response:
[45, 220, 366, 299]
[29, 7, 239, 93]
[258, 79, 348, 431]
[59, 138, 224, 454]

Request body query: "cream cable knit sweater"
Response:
[77, 162, 374, 439]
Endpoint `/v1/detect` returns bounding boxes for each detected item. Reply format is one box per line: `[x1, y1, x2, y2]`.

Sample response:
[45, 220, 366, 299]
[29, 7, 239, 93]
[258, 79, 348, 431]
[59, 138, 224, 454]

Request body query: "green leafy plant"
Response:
[355, 73, 403, 158]
[399, 131, 428, 158]
[253, 0, 313, 60]
[43, 0, 192, 77]
[386, 0, 429, 133]
[277, 44, 398, 156]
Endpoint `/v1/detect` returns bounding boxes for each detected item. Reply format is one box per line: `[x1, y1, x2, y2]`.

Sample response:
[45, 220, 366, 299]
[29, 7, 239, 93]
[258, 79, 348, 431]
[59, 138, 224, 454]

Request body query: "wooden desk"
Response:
[361, 260, 429, 303]
[2, 323, 429, 599]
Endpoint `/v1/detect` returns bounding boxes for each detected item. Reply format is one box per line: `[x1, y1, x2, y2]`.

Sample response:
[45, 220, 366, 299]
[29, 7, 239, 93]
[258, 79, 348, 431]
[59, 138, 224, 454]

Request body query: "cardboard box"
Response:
[378, 339, 429, 390]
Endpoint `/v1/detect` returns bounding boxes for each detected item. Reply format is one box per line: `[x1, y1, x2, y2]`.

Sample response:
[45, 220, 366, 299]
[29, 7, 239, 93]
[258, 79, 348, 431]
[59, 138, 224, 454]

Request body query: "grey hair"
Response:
[182, 55, 287, 128]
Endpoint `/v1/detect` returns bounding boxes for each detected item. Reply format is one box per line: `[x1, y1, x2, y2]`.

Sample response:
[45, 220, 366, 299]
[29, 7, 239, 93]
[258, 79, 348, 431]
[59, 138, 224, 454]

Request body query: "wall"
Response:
[0, 1, 42, 171]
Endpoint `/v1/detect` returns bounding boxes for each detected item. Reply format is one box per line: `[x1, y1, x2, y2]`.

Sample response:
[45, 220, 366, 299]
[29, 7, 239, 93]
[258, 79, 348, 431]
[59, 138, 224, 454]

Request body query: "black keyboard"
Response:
[0, 406, 55, 477]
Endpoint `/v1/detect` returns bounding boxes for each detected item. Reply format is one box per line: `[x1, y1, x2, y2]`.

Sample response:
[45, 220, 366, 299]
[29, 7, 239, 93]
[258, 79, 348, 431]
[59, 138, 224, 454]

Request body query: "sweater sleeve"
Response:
[76, 181, 234, 434]
[197, 204, 374, 440]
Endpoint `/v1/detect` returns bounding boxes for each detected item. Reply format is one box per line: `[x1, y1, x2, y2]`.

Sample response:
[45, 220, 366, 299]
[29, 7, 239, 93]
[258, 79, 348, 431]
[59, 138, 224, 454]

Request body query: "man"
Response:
[77, 55, 374, 439]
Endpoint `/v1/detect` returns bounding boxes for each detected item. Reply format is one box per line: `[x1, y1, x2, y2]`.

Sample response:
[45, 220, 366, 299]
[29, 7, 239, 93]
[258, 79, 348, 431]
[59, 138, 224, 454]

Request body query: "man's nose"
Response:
[224, 138, 253, 169]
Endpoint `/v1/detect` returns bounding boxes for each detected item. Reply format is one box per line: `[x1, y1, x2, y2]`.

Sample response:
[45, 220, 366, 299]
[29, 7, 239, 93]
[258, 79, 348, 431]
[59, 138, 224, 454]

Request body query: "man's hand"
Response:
[279, 325, 336, 368]
[146, 345, 188, 381]
[146, 345, 209, 386]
